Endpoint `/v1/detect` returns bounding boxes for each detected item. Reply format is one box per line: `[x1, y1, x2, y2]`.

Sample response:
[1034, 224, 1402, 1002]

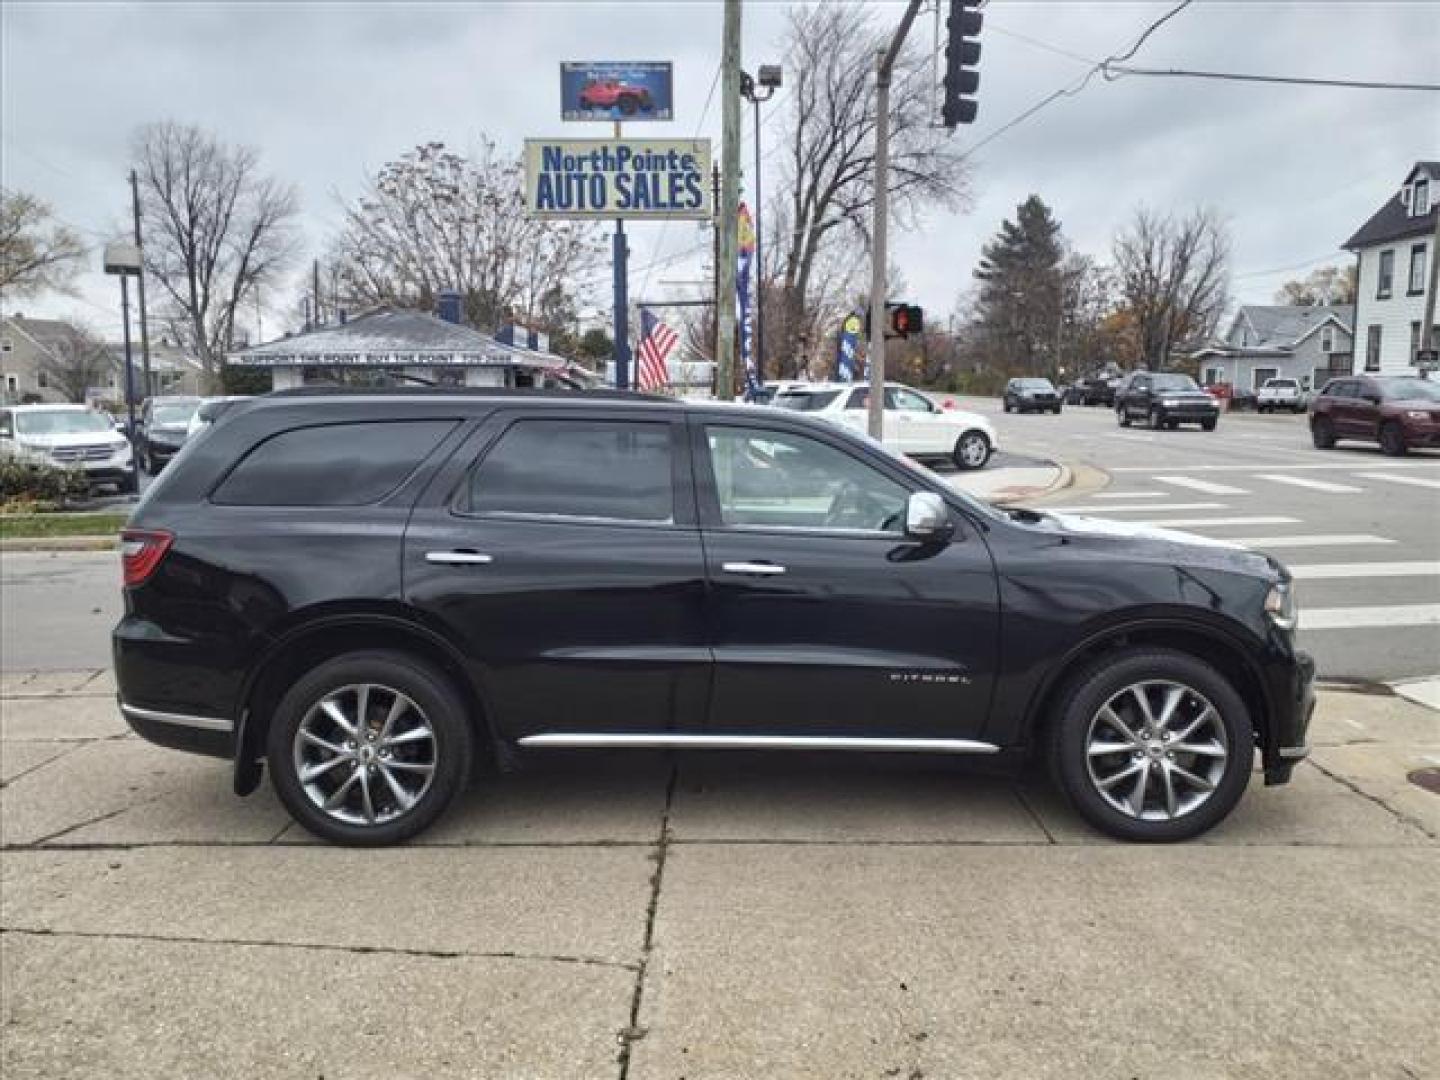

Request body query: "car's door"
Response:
[403, 407, 710, 740]
[691, 416, 1000, 739]
[1327, 380, 1365, 436]
[889, 386, 949, 454]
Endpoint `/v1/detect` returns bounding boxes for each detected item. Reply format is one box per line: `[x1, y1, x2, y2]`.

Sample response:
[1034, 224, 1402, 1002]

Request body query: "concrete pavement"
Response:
[2, 673, 1437, 1078]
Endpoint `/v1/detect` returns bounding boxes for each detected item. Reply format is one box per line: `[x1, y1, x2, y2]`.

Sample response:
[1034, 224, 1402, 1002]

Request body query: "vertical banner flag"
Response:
[637, 308, 678, 391]
[836, 312, 862, 382]
[737, 202, 762, 400]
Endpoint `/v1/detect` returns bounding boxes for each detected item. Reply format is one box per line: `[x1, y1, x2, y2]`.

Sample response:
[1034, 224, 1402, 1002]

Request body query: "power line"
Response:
[1103, 64, 1440, 92]
[987, 24, 1098, 68]
[1234, 253, 1347, 280]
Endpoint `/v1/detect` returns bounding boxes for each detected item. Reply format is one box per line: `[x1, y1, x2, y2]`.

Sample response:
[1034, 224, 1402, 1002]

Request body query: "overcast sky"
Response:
[3, 0, 1437, 343]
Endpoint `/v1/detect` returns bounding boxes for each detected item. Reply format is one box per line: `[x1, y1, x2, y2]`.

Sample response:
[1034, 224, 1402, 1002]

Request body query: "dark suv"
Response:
[1309, 375, 1440, 455]
[1002, 378, 1061, 414]
[115, 389, 1313, 845]
[1116, 372, 1220, 430]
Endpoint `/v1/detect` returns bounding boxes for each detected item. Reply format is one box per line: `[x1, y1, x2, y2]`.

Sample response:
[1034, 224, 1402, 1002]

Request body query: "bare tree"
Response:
[328, 140, 604, 333]
[37, 323, 111, 403]
[1112, 206, 1230, 367]
[0, 190, 87, 299]
[132, 122, 300, 388]
[771, 2, 971, 376]
[1274, 264, 1357, 306]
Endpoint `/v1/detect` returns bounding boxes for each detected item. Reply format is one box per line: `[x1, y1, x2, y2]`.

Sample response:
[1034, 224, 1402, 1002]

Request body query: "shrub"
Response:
[0, 459, 91, 509]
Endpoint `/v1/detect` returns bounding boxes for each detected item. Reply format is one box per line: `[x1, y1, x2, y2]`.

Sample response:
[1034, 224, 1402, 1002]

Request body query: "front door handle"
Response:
[721, 561, 786, 576]
[426, 550, 493, 565]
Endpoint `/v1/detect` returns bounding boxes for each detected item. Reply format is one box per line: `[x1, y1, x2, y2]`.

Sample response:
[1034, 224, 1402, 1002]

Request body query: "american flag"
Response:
[636, 308, 677, 391]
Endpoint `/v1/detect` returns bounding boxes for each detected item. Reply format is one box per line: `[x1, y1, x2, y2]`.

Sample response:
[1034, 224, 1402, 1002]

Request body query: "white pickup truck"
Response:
[1257, 378, 1306, 413]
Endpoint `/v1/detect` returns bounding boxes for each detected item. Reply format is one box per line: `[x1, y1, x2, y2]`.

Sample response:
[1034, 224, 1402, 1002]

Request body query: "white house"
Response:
[1342, 161, 1439, 375]
[1191, 304, 1354, 392]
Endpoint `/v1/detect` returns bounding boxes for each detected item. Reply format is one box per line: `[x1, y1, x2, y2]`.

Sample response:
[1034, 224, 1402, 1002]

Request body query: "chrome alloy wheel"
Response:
[957, 432, 989, 468]
[293, 683, 437, 826]
[1084, 680, 1229, 822]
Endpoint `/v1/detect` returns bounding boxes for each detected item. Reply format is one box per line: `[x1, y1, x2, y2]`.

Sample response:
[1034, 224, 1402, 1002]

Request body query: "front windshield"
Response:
[1380, 377, 1440, 402]
[1016, 379, 1053, 390]
[775, 390, 841, 412]
[1152, 374, 1200, 392]
[15, 410, 114, 436]
[152, 402, 198, 426]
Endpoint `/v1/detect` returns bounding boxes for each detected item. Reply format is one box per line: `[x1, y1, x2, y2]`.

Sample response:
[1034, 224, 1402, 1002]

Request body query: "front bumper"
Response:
[1263, 649, 1315, 786]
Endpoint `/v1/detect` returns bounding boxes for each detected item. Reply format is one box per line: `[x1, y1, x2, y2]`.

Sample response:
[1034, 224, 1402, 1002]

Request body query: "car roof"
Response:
[7, 403, 93, 412]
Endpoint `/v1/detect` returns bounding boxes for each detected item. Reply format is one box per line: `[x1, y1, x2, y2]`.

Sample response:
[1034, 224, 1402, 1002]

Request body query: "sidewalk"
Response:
[2, 672, 1436, 1078]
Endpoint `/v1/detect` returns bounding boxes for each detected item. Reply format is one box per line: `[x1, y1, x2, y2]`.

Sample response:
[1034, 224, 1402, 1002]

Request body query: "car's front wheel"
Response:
[952, 430, 991, 470]
[1311, 416, 1336, 449]
[1201, 417, 1217, 432]
[1379, 421, 1408, 456]
[267, 650, 474, 846]
[1048, 648, 1252, 841]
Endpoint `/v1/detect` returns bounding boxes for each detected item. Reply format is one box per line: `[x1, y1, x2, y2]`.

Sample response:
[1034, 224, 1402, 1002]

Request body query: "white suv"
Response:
[774, 382, 997, 469]
[0, 404, 136, 493]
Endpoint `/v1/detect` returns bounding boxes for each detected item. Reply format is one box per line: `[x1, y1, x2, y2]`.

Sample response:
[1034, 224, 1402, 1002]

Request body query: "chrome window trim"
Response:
[709, 522, 905, 541]
[121, 703, 233, 733]
[517, 733, 1000, 754]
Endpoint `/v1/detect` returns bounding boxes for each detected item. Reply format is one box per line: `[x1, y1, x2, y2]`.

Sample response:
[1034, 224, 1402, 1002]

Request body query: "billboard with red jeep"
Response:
[562, 62, 673, 121]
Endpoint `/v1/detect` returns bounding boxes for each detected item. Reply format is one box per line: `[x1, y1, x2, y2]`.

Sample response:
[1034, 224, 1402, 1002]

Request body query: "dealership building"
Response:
[226, 305, 587, 391]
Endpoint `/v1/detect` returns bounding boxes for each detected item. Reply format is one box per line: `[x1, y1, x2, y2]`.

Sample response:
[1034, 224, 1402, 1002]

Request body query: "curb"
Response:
[0, 536, 118, 553]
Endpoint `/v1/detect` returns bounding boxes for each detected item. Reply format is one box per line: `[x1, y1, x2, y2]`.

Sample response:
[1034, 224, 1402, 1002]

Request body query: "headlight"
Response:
[1265, 581, 1298, 631]
[1161, 398, 1180, 408]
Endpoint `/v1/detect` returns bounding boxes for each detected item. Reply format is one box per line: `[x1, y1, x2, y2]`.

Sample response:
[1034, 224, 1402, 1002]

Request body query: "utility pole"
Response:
[312, 259, 322, 326]
[613, 119, 632, 389]
[867, 0, 924, 438]
[711, 164, 721, 369]
[1420, 205, 1440, 374]
[128, 170, 152, 399]
[716, 0, 742, 400]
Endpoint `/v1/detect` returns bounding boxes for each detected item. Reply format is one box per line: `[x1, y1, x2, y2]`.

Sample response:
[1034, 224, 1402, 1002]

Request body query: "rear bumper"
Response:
[120, 701, 233, 759]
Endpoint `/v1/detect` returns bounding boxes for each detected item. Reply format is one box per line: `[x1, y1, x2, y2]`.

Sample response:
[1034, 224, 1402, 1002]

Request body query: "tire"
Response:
[1003, 400, 1012, 413]
[267, 650, 474, 846]
[1053, 405, 1063, 414]
[119, 471, 139, 496]
[1165, 419, 1178, 430]
[1201, 418, 1217, 432]
[1117, 408, 1130, 427]
[1311, 416, 1337, 449]
[1148, 408, 1164, 431]
[1046, 647, 1252, 842]
[952, 430, 991, 470]
[1379, 422, 1408, 456]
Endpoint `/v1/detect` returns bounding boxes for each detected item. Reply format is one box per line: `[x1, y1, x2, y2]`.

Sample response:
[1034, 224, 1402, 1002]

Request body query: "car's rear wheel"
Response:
[1148, 408, 1164, 430]
[1311, 416, 1336, 449]
[1379, 421, 1408, 456]
[267, 650, 473, 846]
[952, 430, 991, 470]
[1048, 648, 1251, 841]
[1201, 418, 1217, 432]
[1117, 408, 1130, 427]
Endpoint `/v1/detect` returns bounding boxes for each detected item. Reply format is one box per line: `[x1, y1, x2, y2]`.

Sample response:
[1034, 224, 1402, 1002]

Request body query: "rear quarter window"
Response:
[211, 420, 457, 506]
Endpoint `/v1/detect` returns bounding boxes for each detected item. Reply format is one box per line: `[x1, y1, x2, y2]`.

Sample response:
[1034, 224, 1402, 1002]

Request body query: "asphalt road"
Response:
[975, 397, 1440, 683]
[3, 403, 1436, 683]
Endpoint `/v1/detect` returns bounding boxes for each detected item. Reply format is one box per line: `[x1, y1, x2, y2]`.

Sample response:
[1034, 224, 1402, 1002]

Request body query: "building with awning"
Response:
[226, 306, 592, 391]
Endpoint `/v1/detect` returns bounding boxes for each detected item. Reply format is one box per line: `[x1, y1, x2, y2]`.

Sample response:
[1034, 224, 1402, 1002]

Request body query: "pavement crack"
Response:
[1304, 759, 1439, 841]
[617, 761, 677, 1080]
[0, 742, 87, 789]
[0, 926, 637, 972]
[25, 791, 171, 847]
[1012, 785, 1057, 844]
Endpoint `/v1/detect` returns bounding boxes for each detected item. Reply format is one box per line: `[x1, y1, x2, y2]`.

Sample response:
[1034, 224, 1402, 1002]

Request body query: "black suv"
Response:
[115, 389, 1313, 845]
[1116, 373, 1220, 430]
[135, 395, 201, 473]
[1002, 378, 1062, 414]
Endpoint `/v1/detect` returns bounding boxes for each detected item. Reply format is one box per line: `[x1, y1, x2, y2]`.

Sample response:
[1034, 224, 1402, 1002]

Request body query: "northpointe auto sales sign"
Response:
[524, 138, 712, 220]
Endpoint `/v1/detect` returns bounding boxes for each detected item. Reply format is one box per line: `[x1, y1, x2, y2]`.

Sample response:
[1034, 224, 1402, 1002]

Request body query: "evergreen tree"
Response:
[973, 195, 1066, 376]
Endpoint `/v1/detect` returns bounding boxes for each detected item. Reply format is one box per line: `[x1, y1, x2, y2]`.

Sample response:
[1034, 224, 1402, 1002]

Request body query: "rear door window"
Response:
[212, 420, 457, 506]
[462, 418, 675, 523]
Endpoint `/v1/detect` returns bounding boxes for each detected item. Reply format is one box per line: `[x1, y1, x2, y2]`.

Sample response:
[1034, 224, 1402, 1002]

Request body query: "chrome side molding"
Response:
[516, 733, 1000, 753]
[120, 703, 233, 733]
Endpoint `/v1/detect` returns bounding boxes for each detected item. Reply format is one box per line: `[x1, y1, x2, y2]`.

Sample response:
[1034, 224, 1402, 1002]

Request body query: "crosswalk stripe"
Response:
[1142, 516, 1299, 528]
[1352, 472, 1440, 491]
[1045, 502, 1226, 514]
[1255, 474, 1363, 494]
[1301, 604, 1440, 630]
[1288, 561, 1440, 580]
[1153, 475, 1250, 495]
[1093, 491, 1167, 499]
[1229, 534, 1395, 548]
[1110, 462, 1440, 473]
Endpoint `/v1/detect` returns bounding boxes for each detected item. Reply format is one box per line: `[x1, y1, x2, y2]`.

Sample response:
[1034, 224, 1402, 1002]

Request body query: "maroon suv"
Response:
[1309, 374, 1440, 455]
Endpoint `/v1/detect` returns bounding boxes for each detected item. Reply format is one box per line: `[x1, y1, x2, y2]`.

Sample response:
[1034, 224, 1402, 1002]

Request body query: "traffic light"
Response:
[942, 0, 982, 128]
[865, 303, 924, 340]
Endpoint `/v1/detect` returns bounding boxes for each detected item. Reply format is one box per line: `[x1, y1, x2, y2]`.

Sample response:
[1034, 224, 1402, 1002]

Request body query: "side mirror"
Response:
[905, 491, 951, 541]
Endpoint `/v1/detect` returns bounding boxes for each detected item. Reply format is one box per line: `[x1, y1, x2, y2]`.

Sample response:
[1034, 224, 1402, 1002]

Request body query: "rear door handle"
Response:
[426, 550, 493, 565]
[721, 561, 786, 576]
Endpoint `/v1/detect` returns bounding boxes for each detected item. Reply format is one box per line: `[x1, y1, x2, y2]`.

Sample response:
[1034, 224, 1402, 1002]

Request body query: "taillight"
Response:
[120, 529, 173, 587]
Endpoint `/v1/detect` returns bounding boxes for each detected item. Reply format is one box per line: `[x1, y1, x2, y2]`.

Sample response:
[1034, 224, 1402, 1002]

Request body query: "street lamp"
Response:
[103, 241, 142, 481]
[740, 63, 782, 384]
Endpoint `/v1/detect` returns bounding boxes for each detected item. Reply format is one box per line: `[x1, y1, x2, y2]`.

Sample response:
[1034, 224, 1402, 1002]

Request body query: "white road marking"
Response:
[1153, 475, 1250, 495]
[1288, 561, 1440, 580]
[1110, 461, 1440, 473]
[1388, 678, 1440, 712]
[1301, 605, 1440, 630]
[1141, 516, 1300, 528]
[1352, 471, 1440, 491]
[1229, 534, 1396, 549]
[1045, 502, 1226, 514]
[1093, 491, 1167, 499]
[1254, 474, 1364, 494]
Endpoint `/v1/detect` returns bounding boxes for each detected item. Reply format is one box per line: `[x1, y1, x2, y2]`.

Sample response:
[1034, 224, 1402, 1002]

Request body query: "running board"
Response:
[516, 733, 1000, 754]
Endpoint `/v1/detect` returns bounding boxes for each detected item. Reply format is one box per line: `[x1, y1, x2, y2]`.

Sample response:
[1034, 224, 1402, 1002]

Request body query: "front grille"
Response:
[50, 444, 115, 463]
